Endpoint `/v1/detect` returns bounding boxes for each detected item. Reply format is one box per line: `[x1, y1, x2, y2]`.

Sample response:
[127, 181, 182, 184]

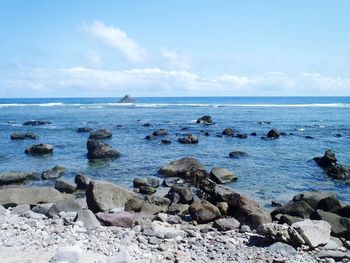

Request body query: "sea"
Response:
[0, 96, 349, 208]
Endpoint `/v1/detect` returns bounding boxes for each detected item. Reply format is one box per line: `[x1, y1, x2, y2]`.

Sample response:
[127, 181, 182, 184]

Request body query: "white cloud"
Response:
[83, 20, 147, 63]
[161, 48, 192, 70]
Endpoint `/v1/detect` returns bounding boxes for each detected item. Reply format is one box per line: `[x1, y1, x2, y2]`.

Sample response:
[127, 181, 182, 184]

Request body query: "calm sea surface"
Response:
[0, 97, 349, 207]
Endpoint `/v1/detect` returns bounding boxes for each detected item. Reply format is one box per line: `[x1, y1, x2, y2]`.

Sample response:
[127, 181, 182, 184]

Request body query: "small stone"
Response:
[52, 246, 82, 263]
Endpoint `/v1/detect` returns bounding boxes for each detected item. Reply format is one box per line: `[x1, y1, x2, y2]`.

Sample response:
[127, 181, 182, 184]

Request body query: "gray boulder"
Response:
[188, 200, 221, 224]
[75, 209, 101, 230]
[55, 179, 76, 194]
[10, 132, 38, 140]
[42, 166, 65, 180]
[293, 191, 336, 209]
[89, 129, 112, 139]
[152, 129, 168, 136]
[234, 204, 272, 229]
[133, 177, 159, 188]
[86, 140, 120, 159]
[48, 199, 83, 218]
[0, 172, 38, 185]
[167, 185, 193, 204]
[25, 143, 53, 155]
[213, 218, 240, 231]
[271, 201, 314, 220]
[268, 242, 297, 257]
[210, 167, 237, 184]
[258, 223, 305, 247]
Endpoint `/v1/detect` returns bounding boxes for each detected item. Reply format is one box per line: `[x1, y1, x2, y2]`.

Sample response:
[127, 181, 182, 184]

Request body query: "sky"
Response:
[0, 0, 350, 97]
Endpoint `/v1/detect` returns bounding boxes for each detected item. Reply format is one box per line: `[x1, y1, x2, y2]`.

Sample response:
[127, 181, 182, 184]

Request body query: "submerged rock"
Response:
[25, 143, 53, 155]
[222, 128, 235, 136]
[314, 150, 337, 169]
[86, 139, 120, 159]
[196, 115, 213, 125]
[89, 129, 112, 139]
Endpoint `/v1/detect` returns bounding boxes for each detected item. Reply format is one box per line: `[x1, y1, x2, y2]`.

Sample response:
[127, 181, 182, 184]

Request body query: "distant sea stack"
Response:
[119, 95, 135, 103]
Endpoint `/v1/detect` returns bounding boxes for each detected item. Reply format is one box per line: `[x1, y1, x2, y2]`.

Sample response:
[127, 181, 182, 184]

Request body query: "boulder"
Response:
[267, 128, 280, 139]
[315, 196, 342, 211]
[86, 140, 120, 159]
[86, 181, 137, 213]
[188, 200, 221, 224]
[314, 150, 337, 169]
[268, 242, 297, 258]
[258, 223, 305, 247]
[271, 201, 314, 220]
[42, 166, 65, 180]
[133, 177, 159, 188]
[312, 209, 350, 238]
[152, 129, 168, 136]
[74, 174, 90, 190]
[23, 120, 51, 126]
[96, 211, 134, 228]
[119, 95, 135, 103]
[327, 164, 350, 180]
[76, 127, 92, 133]
[0, 187, 67, 207]
[167, 185, 193, 204]
[139, 186, 156, 195]
[25, 143, 53, 155]
[228, 151, 248, 159]
[75, 209, 101, 230]
[89, 129, 112, 139]
[10, 132, 39, 140]
[55, 179, 76, 194]
[222, 128, 235, 136]
[149, 196, 171, 207]
[336, 205, 350, 218]
[213, 218, 240, 231]
[278, 214, 304, 225]
[234, 204, 271, 229]
[47, 199, 82, 218]
[125, 198, 164, 217]
[210, 167, 237, 184]
[292, 219, 331, 248]
[216, 202, 229, 215]
[11, 204, 30, 215]
[0, 172, 38, 185]
[293, 191, 336, 209]
[196, 116, 213, 125]
[178, 134, 198, 144]
[31, 203, 54, 216]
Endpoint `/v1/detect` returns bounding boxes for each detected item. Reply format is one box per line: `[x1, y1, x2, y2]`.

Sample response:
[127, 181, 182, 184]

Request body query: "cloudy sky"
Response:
[0, 1, 349, 97]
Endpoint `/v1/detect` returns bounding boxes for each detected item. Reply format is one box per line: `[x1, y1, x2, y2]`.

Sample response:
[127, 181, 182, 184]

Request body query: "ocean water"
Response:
[0, 96, 349, 207]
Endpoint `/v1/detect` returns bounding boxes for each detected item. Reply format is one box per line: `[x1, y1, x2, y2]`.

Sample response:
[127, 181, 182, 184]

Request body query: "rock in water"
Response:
[178, 134, 198, 144]
[267, 128, 280, 139]
[158, 157, 206, 179]
[119, 95, 135, 103]
[42, 166, 65, 180]
[55, 179, 76, 193]
[188, 200, 221, 224]
[210, 167, 237, 184]
[86, 181, 137, 213]
[76, 127, 92, 133]
[314, 150, 337, 168]
[292, 191, 336, 209]
[86, 140, 120, 159]
[222, 128, 235, 136]
[196, 115, 213, 125]
[25, 143, 53, 155]
[10, 132, 39, 140]
[89, 129, 112, 139]
[327, 164, 350, 180]
[152, 129, 168, 136]
[229, 151, 248, 159]
[23, 120, 51, 126]
[0, 172, 38, 185]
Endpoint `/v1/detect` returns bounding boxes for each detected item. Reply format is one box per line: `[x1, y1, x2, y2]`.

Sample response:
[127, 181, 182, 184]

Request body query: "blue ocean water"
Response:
[0, 96, 349, 207]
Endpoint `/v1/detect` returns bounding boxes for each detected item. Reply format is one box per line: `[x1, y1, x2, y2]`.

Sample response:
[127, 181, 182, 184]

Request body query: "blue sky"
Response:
[0, 0, 349, 97]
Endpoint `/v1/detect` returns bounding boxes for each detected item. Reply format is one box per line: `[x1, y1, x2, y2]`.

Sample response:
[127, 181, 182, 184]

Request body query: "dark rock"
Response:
[228, 151, 248, 159]
[161, 139, 171, 144]
[237, 133, 248, 139]
[152, 129, 168, 136]
[305, 135, 314, 139]
[167, 185, 193, 204]
[0, 172, 39, 185]
[142, 123, 152, 127]
[271, 201, 283, 207]
[166, 192, 180, 204]
[312, 209, 350, 238]
[77, 127, 92, 133]
[234, 204, 272, 229]
[86, 140, 119, 159]
[133, 177, 159, 188]
[327, 164, 350, 180]
[280, 132, 287, 136]
[213, 218, 240, 231]
[250, 132, 257, 136]
[119, 95, 135, 103]
[314, 150, 337, 169]
[162, 177, 183, 187]
[10, 132, 39, 140]
[278, 214, 304, 225]
[188, 200, 221, 224]
[335, 134, 342, 138]
[86, 181, 137, 213]
[196, 116, 213, 125]
[89, 129, 112, 139]
[178, 134, 198, 144]
[47, 199, 82, 218]
[293, 191, 336, 209]
[74, 174, 90, 190]
[25, 133, 39, 139]
[222, 128, 235, 136]
[271, 201, 314, 220]
[23, 120, 51, 126]
[75, 209, 101, 230]
[145, 135, 157, 140]
[139, 186, 156, 195]
[42, 166, 65, 180]
[96, 211, 134, 228]
[210, 167, 237, 184]
[267, 128, 280, 139]
[167, 203, 189, 216]
[315, 196, 342, 211]
[55, 179, 76, 194]
[25, 143, 53, 155]
[204, 132, 210, 136]
[336, 205, 350, 218]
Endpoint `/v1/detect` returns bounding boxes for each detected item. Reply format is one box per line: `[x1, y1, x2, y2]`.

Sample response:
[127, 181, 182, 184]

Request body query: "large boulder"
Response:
[125, 198, 164, 218]
[158, 157, 207, 185]
[268, 242, 297, 258]
[196, 116, 213, 125]
[167, 185, 193, 204]
[0, 187, 67, 207]
[315, 196, 342, 211]
[42, 166, 65, 180]
[210, 167, 237, 184]
[89, 129, 112, 140]
[258, 223, 305, 247]
[292, 191, 335, 209]
[271, 201, 314, 220]
[133, 177, 159, 188]
[314, 150, 337, 169]
[292, 219, 331, 248]
[96, 211, 134, 228]
[23, 120, 51, 126]
[75, 209, 101, 230]
[267, 128, 280, 139]
[86, 181, 137, 213]
[25, 143, 53, 155]
[234, 204, 271, 229]
[188, 200, 221, 224]
[0, 172, 38, 185]
[119, 95, 135, 103]
[178, 134, 198, 144]
[55, 179, 76, 194]
[86, 140, 120, 159]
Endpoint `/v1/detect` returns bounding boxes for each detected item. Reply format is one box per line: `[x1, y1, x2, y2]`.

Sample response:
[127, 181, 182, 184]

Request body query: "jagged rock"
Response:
[178, 134, 198, 144]
[228, 151, 248, 159]
[258, 223, 305, 247]
[167, 185, 193, 204]
[188, 200, 221, 224]
[210, 167, 237, 184]
[55, 179, 76, 194]
[75, 209, 101, 230]
[271, 201, 314, 220]
[293, 191, 336, 209]
[196, 116, 213, 125]
[213, 218, 240, 231]
[96, 211, 134, 228]
[292, 219, 331, 248]
[86, 140, 120, 159]
[267, 128, 280, 139]
[42, 166, 65, 180]
[89, 129, 112, 139]
[25, 143, 53, 155]
[75, 174, 90, 190]
[86, 181, 137, 213]
[152, 129, 168, 136]
[0, 172, 38, 185]
[0, 187, 67, 207]
[23, 120, 51, 126]
[119, 95, 135, 103]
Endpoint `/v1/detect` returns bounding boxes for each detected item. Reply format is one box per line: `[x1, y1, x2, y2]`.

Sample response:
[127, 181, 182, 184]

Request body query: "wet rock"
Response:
[76, 127, 92, 133]
[75, 209, 101, 230]
[271, 201, 314, 220]
[234, 204, 272, 229]
[167, 185, 193, 204]
[213, 218, 240, 231]
[74, 174, 90, 190]
[86, 139, 120, 159]
[314, 150, 337, 169]
[188, 200, 221, 224]
[10, 132, 39, 140]
[312, 209, 350, 238]
[293, 191, 336, 209]
[42, 166, 65, 180]
[0, 172, 38, 185]
[178, 134, 199, 144]
[143, 123, 152, 127]
[210, 167, 237, 184]
[152, 129, 168, 136]
[145, 135, 157, 140]
[161, 139, 171, 144]
[139, 186, 156, 195]
[48, 199, 82, 218]
[267, 128, 280, 139]
[250, 132, 257, 136]
[89, 129, 112, 139]
[237, 133, 248, 139]
[119, 94, 135, 103]
[96, 211, 134, 228]
[268, 242, 297, 257]
[25, 143, 53, 155]
[292, 219, 331, 248]
[196, 116, 213, 125]
[228, 151, 248, 159]
[258, 223, 305, 247]
[133, 177, 159, 188]
[55, 178, 76, 194]
[86, 181, 137, 213]
[336, 205, 350, 218]
[305, 136, 314, 139]
[23, 120, 51, 126]
[327, 164, 350, 180]
[222, 128, 235, 136]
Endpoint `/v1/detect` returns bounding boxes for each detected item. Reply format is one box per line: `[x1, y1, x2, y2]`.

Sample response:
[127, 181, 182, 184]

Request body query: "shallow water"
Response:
[0, 97, 349, 207]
